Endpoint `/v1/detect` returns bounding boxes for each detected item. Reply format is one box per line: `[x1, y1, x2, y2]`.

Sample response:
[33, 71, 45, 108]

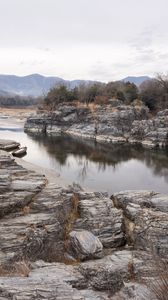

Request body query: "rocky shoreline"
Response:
[0, 139, 167, 299]
[25, 101, 168, 149]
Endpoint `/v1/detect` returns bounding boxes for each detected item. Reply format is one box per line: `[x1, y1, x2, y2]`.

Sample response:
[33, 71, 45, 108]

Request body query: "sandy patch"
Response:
[0, 107, 36, 120]
[15, 157, 68, 187]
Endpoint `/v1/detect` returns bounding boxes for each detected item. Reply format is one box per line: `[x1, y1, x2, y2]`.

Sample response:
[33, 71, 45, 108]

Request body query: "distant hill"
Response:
[0, 74, 152, 97]
[0, 89, 14, 97]
[122, 76, 151, 86]
[0, 74, 97, 97]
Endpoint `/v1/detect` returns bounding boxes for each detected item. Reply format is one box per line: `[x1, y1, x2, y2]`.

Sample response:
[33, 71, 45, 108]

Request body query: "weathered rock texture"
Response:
[112, 190, 168, 258]
[24, 102, 168, 149]
[68, 230, 103, 260]
[131, 109, 168, 148]
[0, 149, 167, 299]
[24, 102, 149, 140]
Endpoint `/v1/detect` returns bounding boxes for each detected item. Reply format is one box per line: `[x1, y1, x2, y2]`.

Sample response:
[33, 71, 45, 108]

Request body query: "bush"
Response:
[140, 74, 168, 112]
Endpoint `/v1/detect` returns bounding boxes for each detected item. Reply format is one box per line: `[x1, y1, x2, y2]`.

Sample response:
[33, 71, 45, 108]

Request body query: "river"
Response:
[1, 114, 168, 195]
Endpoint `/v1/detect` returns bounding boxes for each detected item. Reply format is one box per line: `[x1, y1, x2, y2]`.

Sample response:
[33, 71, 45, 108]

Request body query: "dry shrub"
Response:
[75, 101, 85, 108]
[64, 193, 80, 250]
[0, 266, 8, 277]
[147, 259, 168, 300]
[149, 273, 168, 300]
[88, 102, 98, 112]
[111, 107, 119, 113]
[128, 260, 136, 281]
[0, 260, 30, 277]
[138, 252, 168, 300]
[13, 261, 30, 277]
[94, 95, 108, 105]
[22, 205, 30, 215]
[126, 251, 168, 300]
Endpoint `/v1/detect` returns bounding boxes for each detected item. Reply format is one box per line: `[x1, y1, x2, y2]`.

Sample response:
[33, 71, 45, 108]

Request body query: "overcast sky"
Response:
[0, 0, 168, 81]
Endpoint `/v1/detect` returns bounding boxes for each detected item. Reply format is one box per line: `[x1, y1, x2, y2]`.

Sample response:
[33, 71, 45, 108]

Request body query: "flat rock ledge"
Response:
[25, 102, 168, 149]
[0, 149, 167, 299]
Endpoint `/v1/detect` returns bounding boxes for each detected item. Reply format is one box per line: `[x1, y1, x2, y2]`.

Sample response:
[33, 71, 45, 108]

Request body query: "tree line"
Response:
[140, 74, 168, 111]
[43, 81, 138, 110]
[1, 74, 168, 112]
[0, 95, 41, 107]
[42, 74, 168, 113]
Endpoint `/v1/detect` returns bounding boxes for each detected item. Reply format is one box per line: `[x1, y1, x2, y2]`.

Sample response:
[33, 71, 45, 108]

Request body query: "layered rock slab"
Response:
[112, 190, 168, 258]
[24, 103, 149, 145]
[131, 109, 168, 148]
[73, 191, 125, 249]
[0, 251, 157, 300]
[25, 103, 168, 149]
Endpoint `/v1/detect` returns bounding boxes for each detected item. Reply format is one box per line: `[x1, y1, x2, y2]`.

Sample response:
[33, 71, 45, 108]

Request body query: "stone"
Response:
[111, 282, 156, 300]
[73, 191, 126, 248]
[0, 139, 20, 150]
[112, 190, 168, 258]
[69, 230, 103, 260]
[131, 109, 168, 148]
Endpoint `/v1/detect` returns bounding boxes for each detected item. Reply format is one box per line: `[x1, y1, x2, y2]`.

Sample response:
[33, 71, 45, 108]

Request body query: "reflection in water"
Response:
[1, 115, 168, 195]
[26, 133, 168, 194]
[0, 127, 22, 132]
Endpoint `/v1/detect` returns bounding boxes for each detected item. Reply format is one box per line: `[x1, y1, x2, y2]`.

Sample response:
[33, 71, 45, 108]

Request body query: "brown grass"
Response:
[0, 260, 31, 277]
[128, 260, 136, 281]
[0, 107, 35, 117]
[146, 258, 168, 300]
[149, 273, 168, 300]
[22, 205, 30, 215]
[64, 193, 80, 250]
[126, 250, 168, 300]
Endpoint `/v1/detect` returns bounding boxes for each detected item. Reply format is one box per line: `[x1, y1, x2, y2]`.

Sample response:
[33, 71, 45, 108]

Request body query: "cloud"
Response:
[89, 62, 113, 81]
[0, 0, 168, 79]
[129, 28, 155, 51]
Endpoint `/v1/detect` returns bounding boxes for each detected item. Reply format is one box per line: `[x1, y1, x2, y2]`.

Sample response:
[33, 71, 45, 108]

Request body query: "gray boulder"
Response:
[69, 230, 103, 260]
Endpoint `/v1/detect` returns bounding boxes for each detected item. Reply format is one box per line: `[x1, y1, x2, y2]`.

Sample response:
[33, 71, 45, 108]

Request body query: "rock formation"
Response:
[24, 102, 168, 149]
[0, 144, 167, 299]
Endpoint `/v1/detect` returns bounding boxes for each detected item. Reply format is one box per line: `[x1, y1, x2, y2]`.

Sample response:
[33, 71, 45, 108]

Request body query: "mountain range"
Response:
[122, 76, 151, 86]
[0, 74, 151, 97]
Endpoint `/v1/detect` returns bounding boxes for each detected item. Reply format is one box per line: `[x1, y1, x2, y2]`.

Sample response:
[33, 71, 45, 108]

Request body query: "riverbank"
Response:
[0, 139, 167, 299]
[15, 156, 69, 187]
[24, 102, 168, 149]
[0, 106, 36, 120]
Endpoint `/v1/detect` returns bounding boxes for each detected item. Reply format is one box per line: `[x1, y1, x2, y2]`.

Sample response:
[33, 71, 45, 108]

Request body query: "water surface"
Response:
[1, 116, 168, 194]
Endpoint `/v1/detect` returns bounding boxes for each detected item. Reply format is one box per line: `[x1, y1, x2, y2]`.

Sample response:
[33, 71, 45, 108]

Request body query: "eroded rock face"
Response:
[24, 103, 149, 144]
[25, 103, 168, 149]
[73, 191, 126, 248]
[112, 190, 168, 258]
[131, 109, 168, 148]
